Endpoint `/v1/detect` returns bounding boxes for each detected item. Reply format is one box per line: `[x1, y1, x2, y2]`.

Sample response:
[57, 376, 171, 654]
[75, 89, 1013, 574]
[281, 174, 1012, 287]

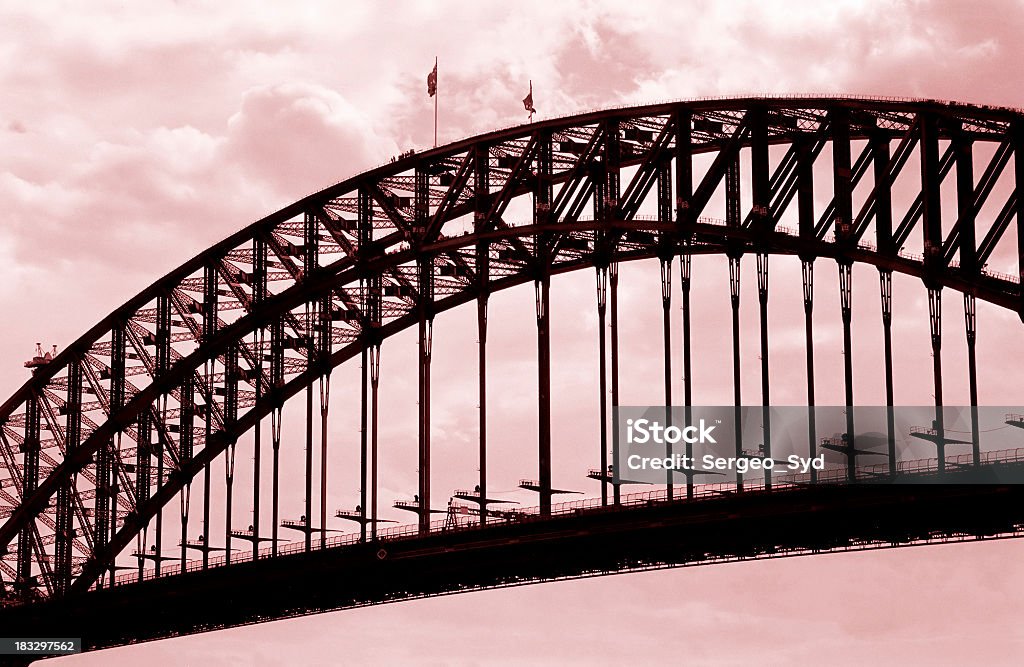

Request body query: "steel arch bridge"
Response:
[2, 96, 1024, 649]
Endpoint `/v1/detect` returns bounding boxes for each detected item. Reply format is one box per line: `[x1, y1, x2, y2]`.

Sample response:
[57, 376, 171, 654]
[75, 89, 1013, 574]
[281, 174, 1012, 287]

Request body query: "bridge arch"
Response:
[1, 96, 1022, 600]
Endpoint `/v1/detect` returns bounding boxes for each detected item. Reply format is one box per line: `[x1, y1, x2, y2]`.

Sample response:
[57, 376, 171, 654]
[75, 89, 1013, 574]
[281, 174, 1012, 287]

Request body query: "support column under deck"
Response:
[224, 443, 235, 563]
[881, 271, 896, 474]
[802, 261, 817, 483]
[252, 331, 263, 560]
[320, 372, 330, 548]
[965, 294, 980, 465]
[202, 365, 211, 570]
[305, 357, 314, 552]
[536, 273, 552, 516]
[360, 345, 369, 543]
[839, 263, 856, 482]
[929, 288, 946, 472]
[729, 255, 743, 491]
[660, 258, 673, 499]
[596, 266, 609, 506]
[369, 347, 379, 539]
[418, 314, 433, 534]
[757, 253, 771, 489]
[610, 262, 621, 505]
[478, 292, 489, 525]
[680, 250, 694, 499]
[271, 406, 282, 556]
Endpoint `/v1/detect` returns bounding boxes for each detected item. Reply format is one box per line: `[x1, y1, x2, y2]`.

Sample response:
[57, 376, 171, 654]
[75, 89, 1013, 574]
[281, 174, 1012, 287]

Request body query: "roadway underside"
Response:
[4, 483, 1024, 653]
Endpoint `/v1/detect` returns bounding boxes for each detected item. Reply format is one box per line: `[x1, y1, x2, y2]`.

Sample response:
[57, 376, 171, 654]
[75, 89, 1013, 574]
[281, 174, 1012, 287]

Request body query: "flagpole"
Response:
[433, 56, 438, 148]
[528, 80, 534, 123]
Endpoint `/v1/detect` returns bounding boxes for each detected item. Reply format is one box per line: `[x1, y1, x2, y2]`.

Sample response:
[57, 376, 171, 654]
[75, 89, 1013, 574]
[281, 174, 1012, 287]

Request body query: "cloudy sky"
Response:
[3, 0, 1024, 664]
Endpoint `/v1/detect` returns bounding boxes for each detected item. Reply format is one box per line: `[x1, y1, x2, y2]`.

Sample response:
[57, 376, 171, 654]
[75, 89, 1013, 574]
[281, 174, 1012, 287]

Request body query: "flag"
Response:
[427, 58, 437, 97]
[523, 80, 536, 114]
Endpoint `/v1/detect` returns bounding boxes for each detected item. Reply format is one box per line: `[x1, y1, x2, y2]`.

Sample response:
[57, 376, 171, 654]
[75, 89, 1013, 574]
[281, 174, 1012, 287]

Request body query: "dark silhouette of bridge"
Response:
[1, 96, 1024, 655]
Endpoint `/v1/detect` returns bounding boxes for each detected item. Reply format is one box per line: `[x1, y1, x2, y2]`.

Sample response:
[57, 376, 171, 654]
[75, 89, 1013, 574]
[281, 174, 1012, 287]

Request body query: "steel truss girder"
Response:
[2, 97, 1024, 599]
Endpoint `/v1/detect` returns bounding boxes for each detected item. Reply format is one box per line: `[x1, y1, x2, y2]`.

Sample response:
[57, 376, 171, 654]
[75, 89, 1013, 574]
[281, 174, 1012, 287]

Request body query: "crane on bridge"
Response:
[23, 343, 56, 370]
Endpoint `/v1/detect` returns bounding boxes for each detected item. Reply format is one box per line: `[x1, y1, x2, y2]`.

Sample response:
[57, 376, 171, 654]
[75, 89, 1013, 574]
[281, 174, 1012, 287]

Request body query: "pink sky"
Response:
[2, 0, 1024, 664]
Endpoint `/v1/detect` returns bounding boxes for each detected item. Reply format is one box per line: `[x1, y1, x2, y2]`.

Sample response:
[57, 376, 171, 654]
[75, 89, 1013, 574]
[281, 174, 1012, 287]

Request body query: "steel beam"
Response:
[690, 113, 750, 220]
[839, 262, 855, 482]
[954, 129, 978, 274]
[366, 266, 381, 539]
[369, 353, 380, 542]
[976, 190, 1018, 268]
[965, 294, 980, 464]
[1015, 119, 1024, 316]
[880, 270, 896, 474]
[135, 408, 152, 578]
[929, 288, 946, 472]
[680, 249, 694, 499]
[798, 134, 817, 483]
[921, 114, 943, 282]
[832, 109, 853, 247]
[536, 132, 554, 515]
[610, 262, 621, 505]
[660, 257, 673, 498]
[817, 139, 873, 239]
[224, 439, 235, 564]
[179, 370, 194, 567]
[271, 404, 282, 557]
[657, 148, 674, 498]
[757, 253, 771, 488]
[802, 260, 817, 483]
[201, 267, 217, 569]
[750, 106, 770, 231]
[155, 413, 164, 574]
[155, 293, 172, 572]
[729, 255, 743, 490]
[894, 143, 955, 251]
[677, 110, 694, 501]
[359, 343, 368, 543]
[674, 108, 693, 225]
[224, 343, 238, 560]
[942, 141, 1010, 265]
[318, 292, 332, 549]
[417, 258, 434, 533]
[596, 266, 608, 505]
[476, 145, 490, 524]
[304, 213, 320, 551]
[55, 359, 81, 594]
[602, 119, 620, 221]
[728, 148, 743, 490]
[251, 234, 267, 560]
[920, 114, 947, 472]
[851, 120, 917, 244]
[536, 271, 552, 516]
[102, 320, 126, 585]
[726, 154, 741, 228]
[797, 137, 815, 241]
[415, 163, 435, 533]
[871, 133, 894, 255]
[270, 317, 285, 556]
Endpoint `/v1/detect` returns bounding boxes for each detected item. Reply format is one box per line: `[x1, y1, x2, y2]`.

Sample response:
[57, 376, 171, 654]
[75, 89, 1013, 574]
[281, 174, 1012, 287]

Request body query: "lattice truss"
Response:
[0, 98, 1022, 600]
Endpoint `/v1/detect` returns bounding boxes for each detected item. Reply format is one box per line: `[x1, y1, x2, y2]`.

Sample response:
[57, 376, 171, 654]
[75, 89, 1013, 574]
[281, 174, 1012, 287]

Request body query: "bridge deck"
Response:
[88, 445, 1024, 586]
[2, 474, 1024, 652]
